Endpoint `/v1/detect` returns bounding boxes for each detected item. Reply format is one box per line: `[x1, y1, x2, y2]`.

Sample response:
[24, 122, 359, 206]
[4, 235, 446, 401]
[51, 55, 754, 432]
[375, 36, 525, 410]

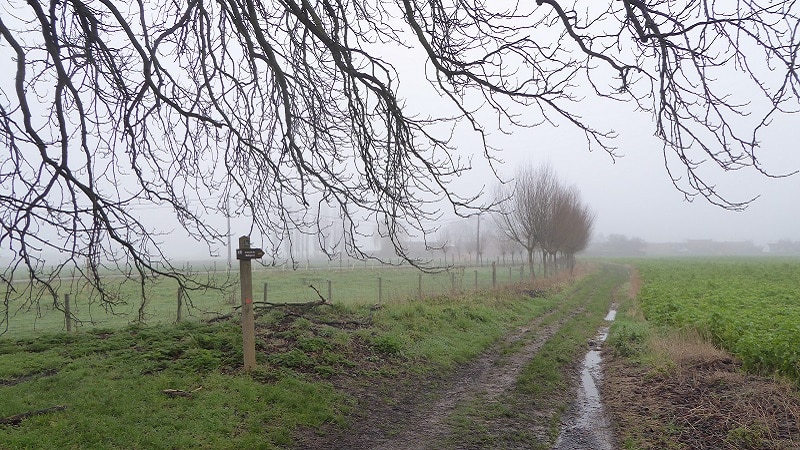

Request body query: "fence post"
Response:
[520, 265, 524, 280]
[492, 262, 496, 289]
[509, 266, 512, 281]
[418, 273, 422, 299]
[64, 293, 72, 333]
[176, 287, 183, 323]
[378, 277, 383, 304]
[327, 280, 332, 303]
[263, 282, 268, 303]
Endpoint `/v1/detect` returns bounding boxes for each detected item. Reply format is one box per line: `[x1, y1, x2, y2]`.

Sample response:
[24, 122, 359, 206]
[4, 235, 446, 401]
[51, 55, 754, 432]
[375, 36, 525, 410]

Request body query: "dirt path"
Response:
[298, 279, 611, 450]
[370, 305, 586, 450]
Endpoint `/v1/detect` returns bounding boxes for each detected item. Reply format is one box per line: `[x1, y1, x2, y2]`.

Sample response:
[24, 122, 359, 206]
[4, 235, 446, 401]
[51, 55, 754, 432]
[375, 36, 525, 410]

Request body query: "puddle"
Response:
[552, 305, 617, 450]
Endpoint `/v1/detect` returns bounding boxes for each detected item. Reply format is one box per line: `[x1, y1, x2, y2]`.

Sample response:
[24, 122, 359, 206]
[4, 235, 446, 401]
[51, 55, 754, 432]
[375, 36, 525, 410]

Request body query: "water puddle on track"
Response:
[552, 305, 617, 450]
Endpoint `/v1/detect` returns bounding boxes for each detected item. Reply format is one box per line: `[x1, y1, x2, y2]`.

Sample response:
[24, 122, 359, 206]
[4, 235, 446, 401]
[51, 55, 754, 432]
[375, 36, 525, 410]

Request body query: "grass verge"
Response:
[603, 264, 800, 450]
[1, 266, 586, 449]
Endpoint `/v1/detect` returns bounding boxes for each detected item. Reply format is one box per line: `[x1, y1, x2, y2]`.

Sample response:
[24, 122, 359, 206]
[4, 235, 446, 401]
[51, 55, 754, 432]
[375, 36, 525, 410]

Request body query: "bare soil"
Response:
[602, 348, 800, 449]
[290, 268, 611, 450]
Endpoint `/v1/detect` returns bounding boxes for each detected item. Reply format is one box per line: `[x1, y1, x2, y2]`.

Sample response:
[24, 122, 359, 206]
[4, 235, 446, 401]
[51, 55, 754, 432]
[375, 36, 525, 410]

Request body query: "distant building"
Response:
[767, 240, 800, 255]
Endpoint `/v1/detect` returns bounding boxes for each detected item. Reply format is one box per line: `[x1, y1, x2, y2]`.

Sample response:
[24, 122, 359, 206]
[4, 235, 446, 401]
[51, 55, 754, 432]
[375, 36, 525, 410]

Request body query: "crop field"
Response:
[634, 258, 800, 381]
[1, 262, 531, 339]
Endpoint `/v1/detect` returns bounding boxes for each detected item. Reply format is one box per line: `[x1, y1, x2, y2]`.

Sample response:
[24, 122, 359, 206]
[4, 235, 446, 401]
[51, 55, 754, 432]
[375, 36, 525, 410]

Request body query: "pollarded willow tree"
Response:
[1, 0, 798, 323]
[494, 164, 593, 278]
[542, 185, 594, 274]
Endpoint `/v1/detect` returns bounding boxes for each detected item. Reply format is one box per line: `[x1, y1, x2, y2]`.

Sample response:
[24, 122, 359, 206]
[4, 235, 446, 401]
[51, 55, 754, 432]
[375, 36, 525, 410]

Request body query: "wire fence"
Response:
[2, 260, 540, 339]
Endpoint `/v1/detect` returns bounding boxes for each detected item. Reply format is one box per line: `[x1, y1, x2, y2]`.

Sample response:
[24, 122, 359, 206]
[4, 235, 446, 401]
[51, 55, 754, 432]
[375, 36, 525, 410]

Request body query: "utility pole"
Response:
[226, 196, 232, 272]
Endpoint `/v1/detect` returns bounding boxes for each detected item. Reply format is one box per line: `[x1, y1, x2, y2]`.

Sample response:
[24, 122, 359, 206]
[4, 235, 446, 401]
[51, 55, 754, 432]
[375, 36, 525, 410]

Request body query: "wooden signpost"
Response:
[237, 236, 264, 370]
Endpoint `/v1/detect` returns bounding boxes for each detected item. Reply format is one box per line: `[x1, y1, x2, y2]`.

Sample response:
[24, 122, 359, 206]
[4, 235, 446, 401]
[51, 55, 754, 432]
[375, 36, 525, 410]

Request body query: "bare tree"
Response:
[494, 164, 560, 278]
[1, 1, 798, 327]
[543, 185, 594, 273]
[498, 164, 593, 277]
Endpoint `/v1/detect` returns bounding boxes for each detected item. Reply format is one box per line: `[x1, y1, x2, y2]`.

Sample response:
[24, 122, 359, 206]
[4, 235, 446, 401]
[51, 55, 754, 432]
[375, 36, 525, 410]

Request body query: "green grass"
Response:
[0, 322, 348, 449]
[1, 266, 567, 449]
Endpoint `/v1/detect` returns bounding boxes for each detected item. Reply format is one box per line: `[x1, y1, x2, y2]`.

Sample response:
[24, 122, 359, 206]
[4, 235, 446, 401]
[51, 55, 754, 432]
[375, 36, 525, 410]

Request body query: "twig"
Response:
[0, 405, 67, 426]
[161, 386, 203, 398]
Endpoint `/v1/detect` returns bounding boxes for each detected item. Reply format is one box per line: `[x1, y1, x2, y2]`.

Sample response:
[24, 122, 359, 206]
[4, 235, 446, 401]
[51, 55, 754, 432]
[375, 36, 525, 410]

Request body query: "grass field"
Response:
[632, 258, 800, 382]
[0, 263, 593, 449]
[2, 263, 532, 339]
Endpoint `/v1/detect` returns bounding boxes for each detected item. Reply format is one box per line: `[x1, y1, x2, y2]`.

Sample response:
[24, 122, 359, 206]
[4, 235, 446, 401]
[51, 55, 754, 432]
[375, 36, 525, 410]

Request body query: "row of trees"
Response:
[494, 165, 593, 278]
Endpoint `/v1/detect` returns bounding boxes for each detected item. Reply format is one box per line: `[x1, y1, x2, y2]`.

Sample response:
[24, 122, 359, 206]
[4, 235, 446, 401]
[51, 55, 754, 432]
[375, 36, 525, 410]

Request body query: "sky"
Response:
[390, 48, 800, 248]
[486, 106, 800, 245]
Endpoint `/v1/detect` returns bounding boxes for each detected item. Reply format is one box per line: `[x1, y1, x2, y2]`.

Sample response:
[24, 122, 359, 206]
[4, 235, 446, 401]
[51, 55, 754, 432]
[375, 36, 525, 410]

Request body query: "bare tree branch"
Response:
[1, 0, 798, 329]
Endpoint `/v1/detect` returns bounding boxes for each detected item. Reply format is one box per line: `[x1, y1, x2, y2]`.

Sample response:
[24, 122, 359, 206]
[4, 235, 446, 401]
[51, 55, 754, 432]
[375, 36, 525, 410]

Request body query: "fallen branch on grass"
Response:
[161, 387, 203, 398]
[250, 298, 330, 309]
[0, 405, 67, 426]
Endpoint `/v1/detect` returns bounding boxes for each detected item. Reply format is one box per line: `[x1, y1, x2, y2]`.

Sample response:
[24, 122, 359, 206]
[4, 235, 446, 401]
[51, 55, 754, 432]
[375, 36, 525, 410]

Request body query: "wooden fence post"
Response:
[176, 287, 183, 323]
[378, 277, 383, 304]
[418, 273, 422, 300]
[64, 294, 72, 333]
[327, 280, 332, 303]
[492, 262, 496, 289]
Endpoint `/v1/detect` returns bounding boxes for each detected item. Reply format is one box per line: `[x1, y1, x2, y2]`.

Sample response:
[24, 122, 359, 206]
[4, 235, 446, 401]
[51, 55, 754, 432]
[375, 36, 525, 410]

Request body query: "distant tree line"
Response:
[494, 164, 594, 278]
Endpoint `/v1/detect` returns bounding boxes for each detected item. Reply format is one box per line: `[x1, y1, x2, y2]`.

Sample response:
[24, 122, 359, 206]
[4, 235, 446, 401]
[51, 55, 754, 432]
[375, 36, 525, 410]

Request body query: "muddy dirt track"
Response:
[296, 268, 623, 450]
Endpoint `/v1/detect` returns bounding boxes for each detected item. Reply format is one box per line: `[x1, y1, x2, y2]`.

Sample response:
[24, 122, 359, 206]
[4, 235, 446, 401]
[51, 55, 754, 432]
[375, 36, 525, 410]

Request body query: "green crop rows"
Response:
[635, 258, 800, 382]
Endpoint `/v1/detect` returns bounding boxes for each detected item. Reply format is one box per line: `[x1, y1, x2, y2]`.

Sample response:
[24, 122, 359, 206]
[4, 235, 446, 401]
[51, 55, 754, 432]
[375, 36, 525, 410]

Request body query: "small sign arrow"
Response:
[236, 248, 265, 260]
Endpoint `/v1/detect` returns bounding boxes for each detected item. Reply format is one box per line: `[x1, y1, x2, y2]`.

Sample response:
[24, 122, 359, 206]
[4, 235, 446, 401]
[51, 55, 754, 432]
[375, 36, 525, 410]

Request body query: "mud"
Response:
[553, 305, 617, 450]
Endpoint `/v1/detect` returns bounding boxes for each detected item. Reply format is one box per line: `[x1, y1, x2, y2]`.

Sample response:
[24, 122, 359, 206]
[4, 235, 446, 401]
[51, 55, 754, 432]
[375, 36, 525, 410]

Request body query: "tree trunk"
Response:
[527, 248, 536, 279]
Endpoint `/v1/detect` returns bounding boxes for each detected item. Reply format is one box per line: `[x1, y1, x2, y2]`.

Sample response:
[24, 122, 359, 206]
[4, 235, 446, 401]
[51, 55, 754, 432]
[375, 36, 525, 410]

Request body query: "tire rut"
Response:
[370, 287, 595, 450]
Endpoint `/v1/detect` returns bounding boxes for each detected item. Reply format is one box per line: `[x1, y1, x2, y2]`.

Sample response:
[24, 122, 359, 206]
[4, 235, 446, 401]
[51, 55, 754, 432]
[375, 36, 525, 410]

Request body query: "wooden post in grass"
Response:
[520, 265, 524, 280]
[418, 273, 422, 299]
[263, 283, 268, 303]
[492, 262, 496, 289]
[378, 277, 383, 304]
[64, 294, 72, 333]
[176, 287, 183, 323]
[327, 280, 332, 302]
[237, 236, 264, 370]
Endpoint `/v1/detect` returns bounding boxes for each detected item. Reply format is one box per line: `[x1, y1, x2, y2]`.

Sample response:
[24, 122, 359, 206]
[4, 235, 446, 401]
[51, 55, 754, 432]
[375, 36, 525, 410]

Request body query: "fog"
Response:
[159, 50, 800, 261]
[491, 111, 800, 246]
[403, 61, 800, 249]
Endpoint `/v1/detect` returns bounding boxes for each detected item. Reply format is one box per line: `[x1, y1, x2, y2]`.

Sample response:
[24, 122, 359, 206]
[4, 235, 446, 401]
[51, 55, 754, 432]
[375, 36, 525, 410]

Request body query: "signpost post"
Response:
[237, 236, 264, 370]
